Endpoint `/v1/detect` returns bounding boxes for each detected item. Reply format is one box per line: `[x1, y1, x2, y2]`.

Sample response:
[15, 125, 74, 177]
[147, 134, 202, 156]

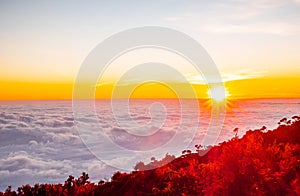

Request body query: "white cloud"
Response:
[0, 102, 113, 190]
[164, 16, 184, 21]
[166, 0, 300, 36]
[0, 100, 184, 190]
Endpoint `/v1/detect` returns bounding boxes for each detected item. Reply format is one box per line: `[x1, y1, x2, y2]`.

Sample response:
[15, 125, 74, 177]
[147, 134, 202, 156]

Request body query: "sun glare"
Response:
[209, 85, 230, 102]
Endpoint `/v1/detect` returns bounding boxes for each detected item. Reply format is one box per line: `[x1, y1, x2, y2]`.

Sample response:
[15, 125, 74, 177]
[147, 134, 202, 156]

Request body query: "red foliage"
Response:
[1, 116, 300, 195]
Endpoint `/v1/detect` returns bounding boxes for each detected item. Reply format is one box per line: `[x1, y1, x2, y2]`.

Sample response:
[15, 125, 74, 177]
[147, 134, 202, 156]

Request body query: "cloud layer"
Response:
[0, 101, 114, 191]
[1, 99, 299, 191]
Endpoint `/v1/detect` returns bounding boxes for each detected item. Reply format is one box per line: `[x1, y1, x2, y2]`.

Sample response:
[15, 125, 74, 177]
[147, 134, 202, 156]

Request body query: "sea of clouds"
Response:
[0, 99, 201, 190]
[0, 99, 299, 190]
[0, 101, 114, 190]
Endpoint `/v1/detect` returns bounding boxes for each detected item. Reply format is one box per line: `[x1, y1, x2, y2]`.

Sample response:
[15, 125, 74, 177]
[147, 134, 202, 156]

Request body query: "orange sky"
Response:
[1, 77, 299, 100]
[1, 1, 300, 101]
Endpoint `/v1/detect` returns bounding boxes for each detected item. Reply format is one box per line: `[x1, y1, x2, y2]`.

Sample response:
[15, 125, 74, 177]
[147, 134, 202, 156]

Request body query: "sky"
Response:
[1, 0, 300, 100]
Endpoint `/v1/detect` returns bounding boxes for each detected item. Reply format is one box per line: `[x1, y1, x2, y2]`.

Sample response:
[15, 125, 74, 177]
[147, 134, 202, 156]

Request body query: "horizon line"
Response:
[1, 97, 300, 102]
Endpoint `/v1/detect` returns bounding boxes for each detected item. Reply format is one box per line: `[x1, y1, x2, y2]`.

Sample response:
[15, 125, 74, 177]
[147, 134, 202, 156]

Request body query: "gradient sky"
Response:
[1, 0, 300, 100]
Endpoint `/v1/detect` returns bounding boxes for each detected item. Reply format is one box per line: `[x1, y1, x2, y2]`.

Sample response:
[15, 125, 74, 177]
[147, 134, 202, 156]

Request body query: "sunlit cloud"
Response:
[94, 82, 114, 87]
[294, 0, 300, 4]
[206, 22, 300, 36]
[186, 69, 267, 85]
[213, 0, 285, 20]
[221, 69, 268, 82]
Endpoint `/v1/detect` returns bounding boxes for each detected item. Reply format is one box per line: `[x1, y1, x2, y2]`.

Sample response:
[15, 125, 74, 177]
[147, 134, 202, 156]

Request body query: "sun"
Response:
[208, 84, 230, 102]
